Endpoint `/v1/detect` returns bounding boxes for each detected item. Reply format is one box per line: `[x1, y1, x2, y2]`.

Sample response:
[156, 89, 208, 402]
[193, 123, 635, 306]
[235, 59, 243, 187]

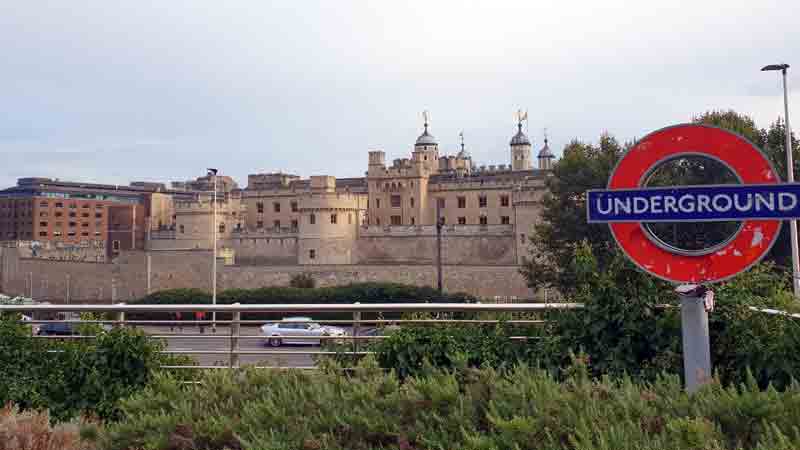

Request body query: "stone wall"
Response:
[0, 247, 532, 301]
[227, 236, 298, 265]
[353, 234, 516, 265]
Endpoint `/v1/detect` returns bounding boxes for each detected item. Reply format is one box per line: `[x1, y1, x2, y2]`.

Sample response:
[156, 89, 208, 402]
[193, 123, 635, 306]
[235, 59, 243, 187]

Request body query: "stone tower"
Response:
[510, 122, 532, 171]
[412, 115, 439, 173]
[538, 135, 555, 170]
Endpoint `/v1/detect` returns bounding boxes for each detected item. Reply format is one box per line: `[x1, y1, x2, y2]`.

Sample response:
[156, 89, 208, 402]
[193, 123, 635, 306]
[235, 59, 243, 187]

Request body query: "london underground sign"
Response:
[588, 124, 791, 284]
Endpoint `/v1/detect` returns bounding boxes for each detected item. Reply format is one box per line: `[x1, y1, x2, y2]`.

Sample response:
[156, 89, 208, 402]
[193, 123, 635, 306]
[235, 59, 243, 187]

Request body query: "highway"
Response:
[139, 324, 362, 368]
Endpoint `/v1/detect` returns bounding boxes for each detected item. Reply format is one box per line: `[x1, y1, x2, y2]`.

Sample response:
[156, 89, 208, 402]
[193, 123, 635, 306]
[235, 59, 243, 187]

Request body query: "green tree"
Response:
[692, 109, 766, 147]
[520, 133, 625, 292]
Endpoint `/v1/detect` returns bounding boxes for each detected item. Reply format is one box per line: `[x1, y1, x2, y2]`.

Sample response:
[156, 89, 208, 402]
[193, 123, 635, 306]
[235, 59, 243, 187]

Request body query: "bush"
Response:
[0, 315, 186, 422]
[0, 404, 91, 450]
[289, 273, 316, 288]
[96, 358, 800, 450]
[129, 283, 477, 321]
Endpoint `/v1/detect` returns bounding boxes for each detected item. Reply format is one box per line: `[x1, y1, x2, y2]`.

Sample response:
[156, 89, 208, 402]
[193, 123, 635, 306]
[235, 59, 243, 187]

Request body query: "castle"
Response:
[151, 116, 554, 268]
[0, 114, 555, 300]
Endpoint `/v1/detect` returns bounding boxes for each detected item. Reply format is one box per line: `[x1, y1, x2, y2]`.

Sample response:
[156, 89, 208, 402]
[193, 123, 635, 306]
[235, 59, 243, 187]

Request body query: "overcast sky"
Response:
[1, 1, 797, 189]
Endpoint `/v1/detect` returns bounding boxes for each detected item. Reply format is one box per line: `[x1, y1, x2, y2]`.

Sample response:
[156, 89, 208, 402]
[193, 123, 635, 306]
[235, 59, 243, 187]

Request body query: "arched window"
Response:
[218, 222, 225, 233]
[179, 224, 185, 234]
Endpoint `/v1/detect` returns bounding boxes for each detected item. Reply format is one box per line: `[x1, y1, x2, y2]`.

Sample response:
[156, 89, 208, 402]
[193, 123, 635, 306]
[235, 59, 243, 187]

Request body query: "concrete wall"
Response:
[0, 247, 532, 300]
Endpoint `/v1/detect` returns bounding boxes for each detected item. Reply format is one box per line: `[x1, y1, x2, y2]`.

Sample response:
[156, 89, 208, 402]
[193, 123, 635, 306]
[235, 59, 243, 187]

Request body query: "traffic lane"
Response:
[140, 325, 318, 367]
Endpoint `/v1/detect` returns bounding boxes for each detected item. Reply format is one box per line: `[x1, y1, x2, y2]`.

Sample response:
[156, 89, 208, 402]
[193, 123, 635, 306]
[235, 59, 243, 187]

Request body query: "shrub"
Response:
[0, 404, 91, 450]
[96, 358, 800, 450]
[0, 315, 187, 422]
[289, 273, 316, 288]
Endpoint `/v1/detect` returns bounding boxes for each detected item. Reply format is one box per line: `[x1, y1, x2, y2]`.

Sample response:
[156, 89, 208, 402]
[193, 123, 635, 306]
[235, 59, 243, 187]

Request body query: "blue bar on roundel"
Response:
[586, 183, 800, 223]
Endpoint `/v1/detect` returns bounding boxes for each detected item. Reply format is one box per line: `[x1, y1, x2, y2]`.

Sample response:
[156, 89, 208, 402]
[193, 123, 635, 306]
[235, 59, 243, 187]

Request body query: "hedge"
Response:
[94, 357, 800, 450]
[128, 283, 477, 321]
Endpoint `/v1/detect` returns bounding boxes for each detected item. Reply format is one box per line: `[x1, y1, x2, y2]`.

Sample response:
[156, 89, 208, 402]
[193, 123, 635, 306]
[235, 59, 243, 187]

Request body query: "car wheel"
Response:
[268, 337, 282, 347]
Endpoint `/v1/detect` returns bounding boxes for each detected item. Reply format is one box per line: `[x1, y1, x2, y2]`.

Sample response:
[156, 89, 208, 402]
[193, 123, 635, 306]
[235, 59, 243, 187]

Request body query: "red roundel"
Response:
[608, 124, 781, 284]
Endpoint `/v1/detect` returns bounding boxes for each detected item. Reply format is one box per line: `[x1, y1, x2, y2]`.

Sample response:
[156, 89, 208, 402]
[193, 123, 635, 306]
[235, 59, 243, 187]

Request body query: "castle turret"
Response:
[538, 136, 555, 170]
[412, 112, 439, 172]
[510, 122, 532, 171]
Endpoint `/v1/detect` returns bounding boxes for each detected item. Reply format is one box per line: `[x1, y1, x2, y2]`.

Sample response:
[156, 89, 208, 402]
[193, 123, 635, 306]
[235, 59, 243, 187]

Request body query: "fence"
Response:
[0, 302, 582, 370]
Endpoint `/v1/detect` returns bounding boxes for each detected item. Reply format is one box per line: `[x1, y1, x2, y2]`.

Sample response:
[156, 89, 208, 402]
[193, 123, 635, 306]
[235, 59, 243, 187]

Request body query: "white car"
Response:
[261, 317, 346, 347]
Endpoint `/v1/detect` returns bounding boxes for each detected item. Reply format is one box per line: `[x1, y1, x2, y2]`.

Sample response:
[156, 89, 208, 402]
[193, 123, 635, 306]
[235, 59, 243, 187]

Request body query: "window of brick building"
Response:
[479, 196, 488, 208]
[273, 202, 281, 213]
[391, 195, 401, 208]
[81, 222, 89, 228]
[390, 215, 401, 225]
[309, 249, 316, 259]
[39, 201, 48, 207]
[457, 197, 466, 208]
[39, 231, 47, 237]
[437, 198, 445, 209]
[69, 212, 76, 218]
[82, 204, 90, 209]
[55, 212, 63, 217]
[458, 217, 466, 225]
[55, 222, 62, 227]
[69, 222, 76, 228]
[330, 214, 337, 224]
[82, 231, 89, 237]
[95, 231, 101, 236]
[95, 213, 102, 219]
[113, 240, 120, 251]
[500, 195, 510, 207]
[256, 221, 263, 229]
[95, 205, 103, 211]
[68, 231, 76, 237]
[39, 221, 47, 227]
[82, 213, 89, 218]
[291, 201, 298, 212]
[501, 216, 510, 224]
[55, 202, 63, 208]
[479, 215, 488, 225]
[309, 214, 316, 225]
[256, 202, 264, 213]
[53, 231, 62, 237]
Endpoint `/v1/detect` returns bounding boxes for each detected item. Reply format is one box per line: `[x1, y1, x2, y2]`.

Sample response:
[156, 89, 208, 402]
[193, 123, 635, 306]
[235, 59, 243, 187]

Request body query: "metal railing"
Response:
[1, 302, 581, 370]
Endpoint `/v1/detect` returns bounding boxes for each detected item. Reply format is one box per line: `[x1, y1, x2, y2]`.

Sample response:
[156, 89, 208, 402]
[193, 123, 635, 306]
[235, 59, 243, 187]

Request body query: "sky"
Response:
[1, 1, 798, 189]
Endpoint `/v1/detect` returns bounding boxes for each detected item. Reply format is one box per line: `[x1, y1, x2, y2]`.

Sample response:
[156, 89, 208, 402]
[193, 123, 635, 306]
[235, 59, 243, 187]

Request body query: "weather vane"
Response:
[459, 130, 465, 151]
[422, 110, 430, 127]
[515, 109, 528, 125]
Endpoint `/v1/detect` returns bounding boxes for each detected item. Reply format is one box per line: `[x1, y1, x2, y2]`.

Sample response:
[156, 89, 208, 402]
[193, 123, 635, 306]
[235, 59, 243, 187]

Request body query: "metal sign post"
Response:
[588, 124, 800, 392]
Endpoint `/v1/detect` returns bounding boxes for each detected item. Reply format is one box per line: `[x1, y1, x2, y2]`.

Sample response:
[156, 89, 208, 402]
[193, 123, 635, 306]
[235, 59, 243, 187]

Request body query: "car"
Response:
[36, 320, 113, 336]
[260, 317, 347, 347]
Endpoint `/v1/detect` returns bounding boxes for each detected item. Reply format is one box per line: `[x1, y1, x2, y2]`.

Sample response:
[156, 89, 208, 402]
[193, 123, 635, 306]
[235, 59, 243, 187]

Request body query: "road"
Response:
[139, 325, 366, 368]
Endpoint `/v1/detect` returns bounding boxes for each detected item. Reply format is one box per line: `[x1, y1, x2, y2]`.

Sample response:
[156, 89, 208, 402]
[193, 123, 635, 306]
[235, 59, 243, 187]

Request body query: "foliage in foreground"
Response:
[0, 404, 93, 450]
[0, 315, 190, 423]
[96, 357, 800, 450]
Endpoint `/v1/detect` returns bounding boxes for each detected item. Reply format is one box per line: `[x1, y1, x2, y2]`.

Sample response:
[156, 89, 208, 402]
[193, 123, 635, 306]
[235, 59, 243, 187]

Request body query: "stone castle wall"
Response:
[0, 247, 532, 301]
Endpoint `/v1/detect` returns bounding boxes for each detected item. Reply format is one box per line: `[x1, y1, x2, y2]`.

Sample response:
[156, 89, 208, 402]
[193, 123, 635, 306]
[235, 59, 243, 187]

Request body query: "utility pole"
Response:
[762, 63, 799, 297]
[436, 201, 444, 298]
[146, 216, 151, 295]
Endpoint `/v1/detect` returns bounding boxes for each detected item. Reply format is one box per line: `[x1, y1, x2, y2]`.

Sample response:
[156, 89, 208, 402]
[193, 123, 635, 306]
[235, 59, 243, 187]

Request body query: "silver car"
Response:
[261, 317, 346, 347]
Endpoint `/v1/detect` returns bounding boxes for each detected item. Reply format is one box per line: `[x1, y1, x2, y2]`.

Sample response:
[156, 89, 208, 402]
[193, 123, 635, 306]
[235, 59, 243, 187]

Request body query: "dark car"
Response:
[36, 321, 112, 336]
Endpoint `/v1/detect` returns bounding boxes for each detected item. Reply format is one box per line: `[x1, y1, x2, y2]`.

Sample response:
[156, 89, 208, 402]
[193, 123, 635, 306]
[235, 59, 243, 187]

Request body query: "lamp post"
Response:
[435, 201, 444, 298]
[762, 63, 799, 297]
[207, 168, 218, 332]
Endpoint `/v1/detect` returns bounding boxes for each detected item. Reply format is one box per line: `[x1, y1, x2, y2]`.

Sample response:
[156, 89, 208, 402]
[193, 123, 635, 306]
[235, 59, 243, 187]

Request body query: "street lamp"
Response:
[207, 168, 218, 332]
[761, 63, 799, 297]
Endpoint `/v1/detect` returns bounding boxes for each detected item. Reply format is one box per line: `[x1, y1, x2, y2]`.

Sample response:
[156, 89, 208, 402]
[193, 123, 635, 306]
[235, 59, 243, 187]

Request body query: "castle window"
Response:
[376, 199, 381, 209]
[291, 220, 298, 230]
[256, 221, 263, 229]
[291, 201, 298, 212]
[391, 195, 401, 208]
[309, 249, 316, 259]
[273, 220, 280, 229]
[180, 225, 185, 233]
[112, 240, 121, 251]
[310, 214, 316, 225]
[376, 217, 380, 225]
[273, 202, 281, 213]
[257, 202, 264, 214]
[501, 216, 510, 225]
[457, 197, 466, 209]
[479, 216, 488, 225]
[479, 196, 487, 208]
[520, 233, 526, 244]
[219, 222, 225, 233]
[348, 214, 352, 225]
[458, 217, 466, 225]
[330, 214, 337, 224]
[437, 198, 445, 209]
[410, 197, 415, 207]
[390, 215, 401, 225]
[411, 217, 415, 225]
[500, 195, 510, 207]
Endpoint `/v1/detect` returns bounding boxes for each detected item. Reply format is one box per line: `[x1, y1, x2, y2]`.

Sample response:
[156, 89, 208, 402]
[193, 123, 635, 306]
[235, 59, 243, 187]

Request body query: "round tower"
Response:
[412, 112, 439, 172]
[510, 122, 532, 171]
[538, 136, 555, 170]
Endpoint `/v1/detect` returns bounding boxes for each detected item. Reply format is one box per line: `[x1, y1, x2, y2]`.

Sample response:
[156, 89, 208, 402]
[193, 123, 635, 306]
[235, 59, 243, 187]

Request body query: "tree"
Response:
[692, 110, 766, 148]
[520, 133, 625, 292]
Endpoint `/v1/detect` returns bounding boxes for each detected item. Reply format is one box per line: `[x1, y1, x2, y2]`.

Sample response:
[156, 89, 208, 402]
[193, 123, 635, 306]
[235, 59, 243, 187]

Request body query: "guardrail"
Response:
[1, 302, 582, 370]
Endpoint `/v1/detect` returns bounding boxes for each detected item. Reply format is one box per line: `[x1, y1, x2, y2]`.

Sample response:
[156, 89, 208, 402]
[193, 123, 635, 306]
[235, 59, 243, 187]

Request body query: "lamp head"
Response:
[761, 64, 789, 72]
